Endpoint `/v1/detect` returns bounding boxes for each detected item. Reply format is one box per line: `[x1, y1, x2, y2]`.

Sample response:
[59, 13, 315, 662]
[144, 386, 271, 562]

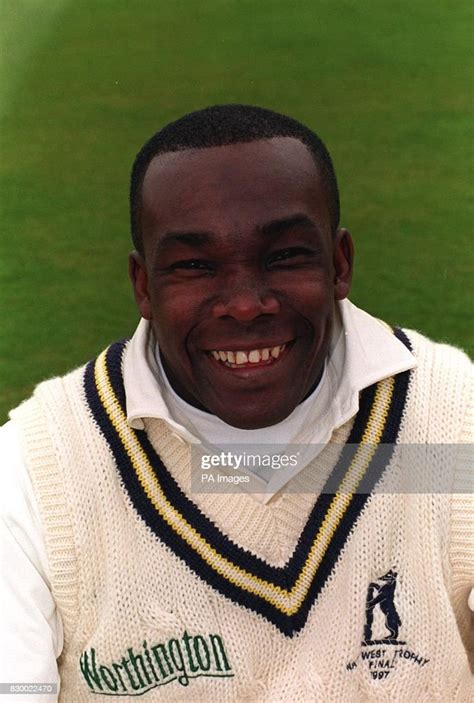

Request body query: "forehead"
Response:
[140, 137, 330, 246]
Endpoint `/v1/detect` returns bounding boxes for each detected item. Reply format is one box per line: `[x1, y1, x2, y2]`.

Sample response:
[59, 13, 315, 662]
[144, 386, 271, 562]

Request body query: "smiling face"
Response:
[130, 137, 353, 429]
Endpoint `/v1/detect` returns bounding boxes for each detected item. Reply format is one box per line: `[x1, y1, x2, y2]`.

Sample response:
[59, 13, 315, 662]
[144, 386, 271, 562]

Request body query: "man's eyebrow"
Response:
[257, 214, 320, 237]
[153, 214, 320, 255]
[155, 230, 211, 250]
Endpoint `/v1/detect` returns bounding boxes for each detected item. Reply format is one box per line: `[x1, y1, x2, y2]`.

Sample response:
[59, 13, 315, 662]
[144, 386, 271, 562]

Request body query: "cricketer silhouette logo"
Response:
[346, 569, 430, 680]
[363, 569, 405, 645]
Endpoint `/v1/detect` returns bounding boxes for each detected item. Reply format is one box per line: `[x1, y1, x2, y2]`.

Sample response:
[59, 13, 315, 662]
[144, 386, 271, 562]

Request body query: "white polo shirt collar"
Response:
[124, 299, 416, 442]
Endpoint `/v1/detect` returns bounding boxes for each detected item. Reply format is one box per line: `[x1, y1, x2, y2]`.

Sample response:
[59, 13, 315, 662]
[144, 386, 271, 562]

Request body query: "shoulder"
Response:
[8, 340, 132, 457]
[395, 328, 472, 443]
[402, 327, 472, 370]
[7, 360, 98, 483]
[401, 327, 472, 400]
[9, 358, 97, 427]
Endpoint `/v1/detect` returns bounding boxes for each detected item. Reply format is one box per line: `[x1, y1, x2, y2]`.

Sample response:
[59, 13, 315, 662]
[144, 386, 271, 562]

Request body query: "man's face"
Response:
[130, 137, 353, 429]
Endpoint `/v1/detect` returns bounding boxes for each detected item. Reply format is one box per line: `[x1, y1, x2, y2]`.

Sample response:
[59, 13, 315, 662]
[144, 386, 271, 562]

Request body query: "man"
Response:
[1, 105, 472, 702]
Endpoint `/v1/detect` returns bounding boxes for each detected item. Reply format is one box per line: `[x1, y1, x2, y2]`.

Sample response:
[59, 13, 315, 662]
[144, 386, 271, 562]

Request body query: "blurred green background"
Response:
[1, 0, 472, 421]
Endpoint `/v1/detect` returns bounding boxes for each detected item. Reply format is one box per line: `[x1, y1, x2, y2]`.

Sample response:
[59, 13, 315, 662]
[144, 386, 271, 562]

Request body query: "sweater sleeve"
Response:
[448, 358, 474, 671]
[0, 420, 62, 702]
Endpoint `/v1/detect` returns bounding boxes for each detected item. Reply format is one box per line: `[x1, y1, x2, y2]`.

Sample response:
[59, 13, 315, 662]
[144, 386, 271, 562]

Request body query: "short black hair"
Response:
[130, 104, 340, 254]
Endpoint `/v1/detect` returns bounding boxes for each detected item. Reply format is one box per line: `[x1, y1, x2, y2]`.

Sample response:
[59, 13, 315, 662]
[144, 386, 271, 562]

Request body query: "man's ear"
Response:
[129, 251, 152, 320]
[333, 228, 354, 300]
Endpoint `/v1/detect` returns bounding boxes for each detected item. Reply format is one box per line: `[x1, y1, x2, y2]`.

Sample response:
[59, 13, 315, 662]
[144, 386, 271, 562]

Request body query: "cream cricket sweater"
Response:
[10, 328, 473, 702]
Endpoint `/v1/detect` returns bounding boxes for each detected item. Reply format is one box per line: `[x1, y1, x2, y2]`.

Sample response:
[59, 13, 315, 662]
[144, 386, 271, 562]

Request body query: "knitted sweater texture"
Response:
[10, 329, 473, 702]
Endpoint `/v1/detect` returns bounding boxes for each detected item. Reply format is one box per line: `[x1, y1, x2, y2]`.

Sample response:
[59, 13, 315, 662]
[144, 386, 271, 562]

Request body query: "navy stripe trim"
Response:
[83, 328, 413, 637]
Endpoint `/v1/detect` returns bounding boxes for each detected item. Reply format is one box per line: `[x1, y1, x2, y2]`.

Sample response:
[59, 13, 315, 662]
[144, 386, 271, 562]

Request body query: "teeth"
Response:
[272, 344, 286, 358]
[248, 350, 261, 363]
[210, 344, 287, 366]
[235, 351, 248, 365]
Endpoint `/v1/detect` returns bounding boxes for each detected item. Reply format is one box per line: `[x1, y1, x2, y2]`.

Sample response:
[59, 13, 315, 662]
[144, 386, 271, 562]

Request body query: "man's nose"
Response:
[211, 280, 280, 322]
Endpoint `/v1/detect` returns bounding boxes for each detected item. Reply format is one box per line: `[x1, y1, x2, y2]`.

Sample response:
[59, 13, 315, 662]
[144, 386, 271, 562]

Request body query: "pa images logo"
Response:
[346, 570, 430, 681]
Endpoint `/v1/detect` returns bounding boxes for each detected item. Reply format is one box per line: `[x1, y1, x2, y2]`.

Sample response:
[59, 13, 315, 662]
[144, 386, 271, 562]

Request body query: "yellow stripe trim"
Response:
[94, 348, 394, 616]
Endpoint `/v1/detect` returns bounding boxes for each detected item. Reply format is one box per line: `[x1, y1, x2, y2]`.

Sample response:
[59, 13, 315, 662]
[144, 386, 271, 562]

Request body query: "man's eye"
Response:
[170, 259, 214, 273]
[266, 247, 315, 267]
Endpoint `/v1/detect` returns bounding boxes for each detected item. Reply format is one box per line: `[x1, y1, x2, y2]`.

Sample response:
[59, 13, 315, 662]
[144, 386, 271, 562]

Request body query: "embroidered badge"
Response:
[363, 569, 404, 645]
[79, 631, 234, 696]
[346, 570, 430, 681]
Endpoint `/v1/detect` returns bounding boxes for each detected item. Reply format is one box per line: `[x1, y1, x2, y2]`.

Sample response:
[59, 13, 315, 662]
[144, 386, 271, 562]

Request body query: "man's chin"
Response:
[207, 401, 297, 430]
